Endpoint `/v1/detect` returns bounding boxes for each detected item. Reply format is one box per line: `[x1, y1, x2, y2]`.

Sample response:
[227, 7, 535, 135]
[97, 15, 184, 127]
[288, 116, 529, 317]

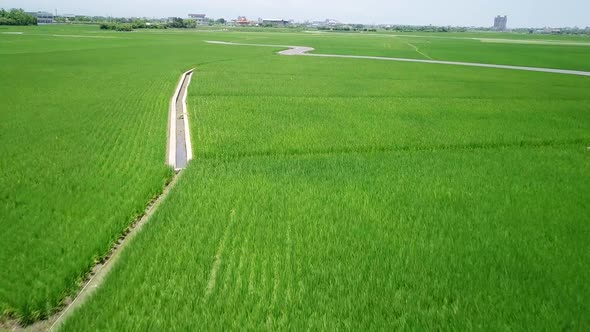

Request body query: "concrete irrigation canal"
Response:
[205, 40, 590, 77]
[168, 69, 195, 171]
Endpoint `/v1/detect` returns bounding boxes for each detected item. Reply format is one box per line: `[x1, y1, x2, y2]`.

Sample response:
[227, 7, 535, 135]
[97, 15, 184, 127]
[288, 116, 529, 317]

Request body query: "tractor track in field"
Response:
[205, 40, 590, 77]
[1, 70, 195, 332]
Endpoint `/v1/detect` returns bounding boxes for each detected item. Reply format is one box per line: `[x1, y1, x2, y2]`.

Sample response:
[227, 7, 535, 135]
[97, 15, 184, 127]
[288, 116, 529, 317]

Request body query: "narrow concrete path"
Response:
[205, 40, 590, 77]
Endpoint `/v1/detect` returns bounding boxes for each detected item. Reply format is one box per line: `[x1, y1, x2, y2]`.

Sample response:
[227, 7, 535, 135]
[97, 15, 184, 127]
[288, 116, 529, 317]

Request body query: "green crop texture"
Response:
[1, 24, 589, 330]
[61, 147, 590, 331]
[0, 25, 268, 323]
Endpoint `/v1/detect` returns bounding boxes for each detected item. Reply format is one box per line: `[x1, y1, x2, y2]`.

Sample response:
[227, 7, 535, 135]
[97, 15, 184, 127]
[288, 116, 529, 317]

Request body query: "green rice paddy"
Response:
[1, 24, 589, 330]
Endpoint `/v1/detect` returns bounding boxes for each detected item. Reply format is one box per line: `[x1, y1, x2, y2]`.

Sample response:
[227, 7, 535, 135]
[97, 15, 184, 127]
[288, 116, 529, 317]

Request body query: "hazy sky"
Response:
[5, 0, 589, 27]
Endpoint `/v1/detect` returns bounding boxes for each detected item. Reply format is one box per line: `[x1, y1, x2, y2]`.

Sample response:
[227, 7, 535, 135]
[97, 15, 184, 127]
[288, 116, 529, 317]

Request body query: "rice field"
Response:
[191, 54, 589, 158]
[60, 146, 590, 331]
[0, 25, 268, 323]
[1, 24, 589, 330]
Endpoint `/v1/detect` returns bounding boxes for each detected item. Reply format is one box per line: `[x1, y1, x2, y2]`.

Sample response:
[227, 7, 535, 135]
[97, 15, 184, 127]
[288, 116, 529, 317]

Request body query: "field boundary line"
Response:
[196, 138, 588, 161]
[205, 40, 590, 77]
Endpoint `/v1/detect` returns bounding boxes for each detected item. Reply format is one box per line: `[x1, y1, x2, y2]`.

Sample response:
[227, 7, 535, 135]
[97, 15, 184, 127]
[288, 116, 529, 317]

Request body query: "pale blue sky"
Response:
[4, 0, 589, 27]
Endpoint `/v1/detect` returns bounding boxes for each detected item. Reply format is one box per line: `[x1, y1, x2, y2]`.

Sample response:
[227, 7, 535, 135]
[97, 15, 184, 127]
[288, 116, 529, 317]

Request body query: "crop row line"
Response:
[196, 138, 588, 161]
[193, 94, 590, 102]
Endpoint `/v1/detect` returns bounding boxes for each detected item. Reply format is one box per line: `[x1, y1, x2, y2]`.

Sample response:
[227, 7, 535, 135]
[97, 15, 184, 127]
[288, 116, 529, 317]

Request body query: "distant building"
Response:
[261, 19, 290, 27]
[308, 19, 341, 28]
[188, 14, 206, 25]
[61, 14, 76, 22]
[27, 11, 54, 24]
[236, 16, 253, 26]
[494, 15, 507, 30]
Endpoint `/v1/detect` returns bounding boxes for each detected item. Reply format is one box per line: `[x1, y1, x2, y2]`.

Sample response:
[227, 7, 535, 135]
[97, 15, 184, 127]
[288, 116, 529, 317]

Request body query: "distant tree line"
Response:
[0, 8, 37, 26]
[99, 23, 134, 31]
[99, 18, 205, 31]
[166, 17, 196, 28]
[100, 19, 168, 31]
[316, 24, 459, 33]
[383, 25, 466, 33]
[318, 26, 377, 32]
[512, 27, 590, 35]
